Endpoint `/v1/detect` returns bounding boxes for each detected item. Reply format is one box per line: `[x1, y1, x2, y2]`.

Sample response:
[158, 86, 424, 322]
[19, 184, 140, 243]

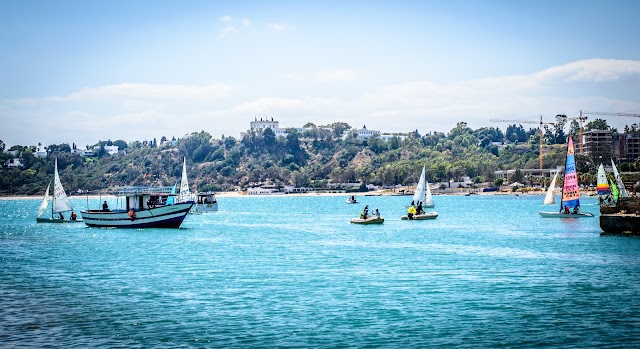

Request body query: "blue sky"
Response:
[2, 0, 640, 148]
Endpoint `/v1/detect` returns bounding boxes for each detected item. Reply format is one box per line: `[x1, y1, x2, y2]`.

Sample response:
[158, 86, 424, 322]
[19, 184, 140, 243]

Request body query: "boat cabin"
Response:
[196, 192, 217, 205]
[112, 186, 183, 211]
[124, 193, 177, 211]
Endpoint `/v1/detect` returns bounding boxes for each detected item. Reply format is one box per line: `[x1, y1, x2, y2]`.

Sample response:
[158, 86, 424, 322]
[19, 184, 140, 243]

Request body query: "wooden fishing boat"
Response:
[80, 187, 193, 228]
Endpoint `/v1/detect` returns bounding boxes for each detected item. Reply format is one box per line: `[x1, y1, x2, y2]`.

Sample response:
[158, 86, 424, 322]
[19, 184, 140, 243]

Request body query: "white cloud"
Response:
[218, 16, 232, 23]
[316, 69, 358, 81]
[220, 25, 236, 37]
[3, 59, 640, 148]
[241, 18, 252, 27]
[535, 59, 640, 83]
[267, 23, 287, 32]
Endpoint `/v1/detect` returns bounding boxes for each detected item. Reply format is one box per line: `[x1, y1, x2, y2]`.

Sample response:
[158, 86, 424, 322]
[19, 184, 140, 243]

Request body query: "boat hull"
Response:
[598, 197, 640, 235]
[350, 217, 384, 224]
[401, 212, 438, 220]
[539, 211, 594, 218]
[80, 202, 193, 228]
[600, 214, 640, 235]
[191, 203, 218, 214]
[36, 217, 83, 223]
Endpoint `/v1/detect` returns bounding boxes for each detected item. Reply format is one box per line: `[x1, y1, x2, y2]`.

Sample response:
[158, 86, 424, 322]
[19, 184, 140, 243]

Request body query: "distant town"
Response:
[2, 115, 640, 196]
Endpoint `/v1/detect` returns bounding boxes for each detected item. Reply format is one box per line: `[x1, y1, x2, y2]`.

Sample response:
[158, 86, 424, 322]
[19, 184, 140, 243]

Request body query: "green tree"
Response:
[585, 118, 611, 131]
[322, 122, 351, 138]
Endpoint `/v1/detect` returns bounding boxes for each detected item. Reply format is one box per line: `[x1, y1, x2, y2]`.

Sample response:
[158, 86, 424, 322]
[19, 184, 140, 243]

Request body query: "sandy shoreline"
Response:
[0, 189, 563, 200]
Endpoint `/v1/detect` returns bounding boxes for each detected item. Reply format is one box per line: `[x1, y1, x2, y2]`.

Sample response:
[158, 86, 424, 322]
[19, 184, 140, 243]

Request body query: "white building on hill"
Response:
[247, 117, 331, 138]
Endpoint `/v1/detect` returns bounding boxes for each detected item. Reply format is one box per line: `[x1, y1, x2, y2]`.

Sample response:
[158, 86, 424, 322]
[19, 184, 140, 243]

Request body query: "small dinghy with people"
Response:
[350, 205, 384, 224]
[346, 195, 358, 204]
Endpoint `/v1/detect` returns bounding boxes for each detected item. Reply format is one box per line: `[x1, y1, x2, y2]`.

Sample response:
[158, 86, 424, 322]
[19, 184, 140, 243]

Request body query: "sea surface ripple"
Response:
[1, 194, 640, 348]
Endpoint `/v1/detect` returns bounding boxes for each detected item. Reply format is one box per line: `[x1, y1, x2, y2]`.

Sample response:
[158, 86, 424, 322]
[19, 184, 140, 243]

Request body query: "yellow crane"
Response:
[489, 116, 556, 170]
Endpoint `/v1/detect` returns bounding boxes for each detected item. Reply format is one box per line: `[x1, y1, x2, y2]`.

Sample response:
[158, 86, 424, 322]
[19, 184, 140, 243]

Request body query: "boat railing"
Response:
[113, 186, 176, 196]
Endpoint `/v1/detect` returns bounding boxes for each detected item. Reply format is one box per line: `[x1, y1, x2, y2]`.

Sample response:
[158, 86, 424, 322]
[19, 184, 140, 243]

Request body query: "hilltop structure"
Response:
[247, 117, 408, 141]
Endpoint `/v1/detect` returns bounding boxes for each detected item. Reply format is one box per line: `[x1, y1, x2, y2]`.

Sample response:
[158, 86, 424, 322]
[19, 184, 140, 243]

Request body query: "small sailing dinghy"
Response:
[178, 157, 195, 204]
[542, 171, 559, 205]
[401, 165, 438, 220]
[596, 163, 612, 206]
[611, 159, 628, 198]
[539, 136, 594, 218]
[36, 158, 82, 223]
[346, 195, 358, 204]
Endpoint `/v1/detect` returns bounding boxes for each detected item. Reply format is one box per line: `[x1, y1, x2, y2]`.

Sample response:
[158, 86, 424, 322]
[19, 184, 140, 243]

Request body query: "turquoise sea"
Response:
[2, 194, 640, 348]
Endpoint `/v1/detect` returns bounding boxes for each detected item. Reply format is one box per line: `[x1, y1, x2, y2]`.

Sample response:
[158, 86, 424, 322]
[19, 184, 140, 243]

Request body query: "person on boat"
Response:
[564, 205, 570, 214]
[70, 211, 77, 220]
[58, 213, 64, 220]
[363, 205, 369, 219]
[417, 202, 424, 215]
[573, 206, 579, 214]
[411, 200, 415, 206]
[407, 205, 416, 220]
[102, 201, 109, 211]
[375, 209, 380, 218]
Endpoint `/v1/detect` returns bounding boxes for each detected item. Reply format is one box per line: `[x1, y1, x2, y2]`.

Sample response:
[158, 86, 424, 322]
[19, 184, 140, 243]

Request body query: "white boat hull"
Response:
[80, 202, 194, 228]
[191, 202, 218, 214]
[350, 217, 384, 224]
[539, 211, 594, 218]
[401, 212, 439, 220]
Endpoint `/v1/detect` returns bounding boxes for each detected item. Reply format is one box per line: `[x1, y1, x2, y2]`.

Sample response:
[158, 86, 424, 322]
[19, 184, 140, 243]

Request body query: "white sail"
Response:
[412, 166, 426, 205]
[52, 158, 73, 213]
[178, 157, 192, 202]
[37, 182, 51, 217]
[611, 159, 628, 198]
[424, 179, 434, 207]
[543, 171, 558, 205]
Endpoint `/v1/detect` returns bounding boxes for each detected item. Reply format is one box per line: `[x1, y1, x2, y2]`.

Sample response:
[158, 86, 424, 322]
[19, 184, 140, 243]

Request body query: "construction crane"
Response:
[561, 114, 588, 154]
[581, 110, 640, 118]
[489, 116, 555, 170]
[558, 111, 640, 154]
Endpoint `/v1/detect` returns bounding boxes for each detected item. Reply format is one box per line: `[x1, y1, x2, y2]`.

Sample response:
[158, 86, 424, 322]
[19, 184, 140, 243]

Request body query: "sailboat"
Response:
[543, 171, 559, 205]
[539, 136, 594, 218]
[611, 159, 628, 198]
[401, 166, 438, 220]
[596, 163, 611, 205]
[178, 157, 194, 203]
[36, 158, 81, 223]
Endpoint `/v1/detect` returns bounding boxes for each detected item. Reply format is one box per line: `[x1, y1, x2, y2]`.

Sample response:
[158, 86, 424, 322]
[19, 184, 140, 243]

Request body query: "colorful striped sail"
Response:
[561, 137, 580, 211]
[610, 179, 619, 202]
[596, 163, 610, 195]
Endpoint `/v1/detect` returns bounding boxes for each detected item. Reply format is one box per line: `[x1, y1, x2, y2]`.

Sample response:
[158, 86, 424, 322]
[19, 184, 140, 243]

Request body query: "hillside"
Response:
[0, 122, 601, 196]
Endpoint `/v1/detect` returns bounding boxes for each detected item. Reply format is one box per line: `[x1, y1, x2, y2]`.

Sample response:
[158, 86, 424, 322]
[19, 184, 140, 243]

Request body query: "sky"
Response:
[1, 0, 640, 148]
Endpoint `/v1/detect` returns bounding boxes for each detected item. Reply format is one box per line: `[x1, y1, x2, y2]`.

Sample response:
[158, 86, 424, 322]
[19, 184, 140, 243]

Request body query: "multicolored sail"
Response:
[560, 137, 580, 211]
[611, 159, 628, 198]
[610, 179, 620, 202]
[596, 163, 610, 196]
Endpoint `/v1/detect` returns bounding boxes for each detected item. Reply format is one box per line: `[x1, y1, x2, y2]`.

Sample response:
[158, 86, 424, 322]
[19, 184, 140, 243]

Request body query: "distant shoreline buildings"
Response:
[246, 117, 409, 141]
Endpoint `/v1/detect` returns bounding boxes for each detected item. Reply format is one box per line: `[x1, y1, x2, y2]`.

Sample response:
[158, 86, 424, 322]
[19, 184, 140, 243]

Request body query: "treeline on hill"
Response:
[0, 116, 634, 196]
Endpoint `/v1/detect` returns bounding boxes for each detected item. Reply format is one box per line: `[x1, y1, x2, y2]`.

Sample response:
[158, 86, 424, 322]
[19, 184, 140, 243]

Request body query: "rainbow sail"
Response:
[561, 137, 580, 211]
[596, 163, 610, 196]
